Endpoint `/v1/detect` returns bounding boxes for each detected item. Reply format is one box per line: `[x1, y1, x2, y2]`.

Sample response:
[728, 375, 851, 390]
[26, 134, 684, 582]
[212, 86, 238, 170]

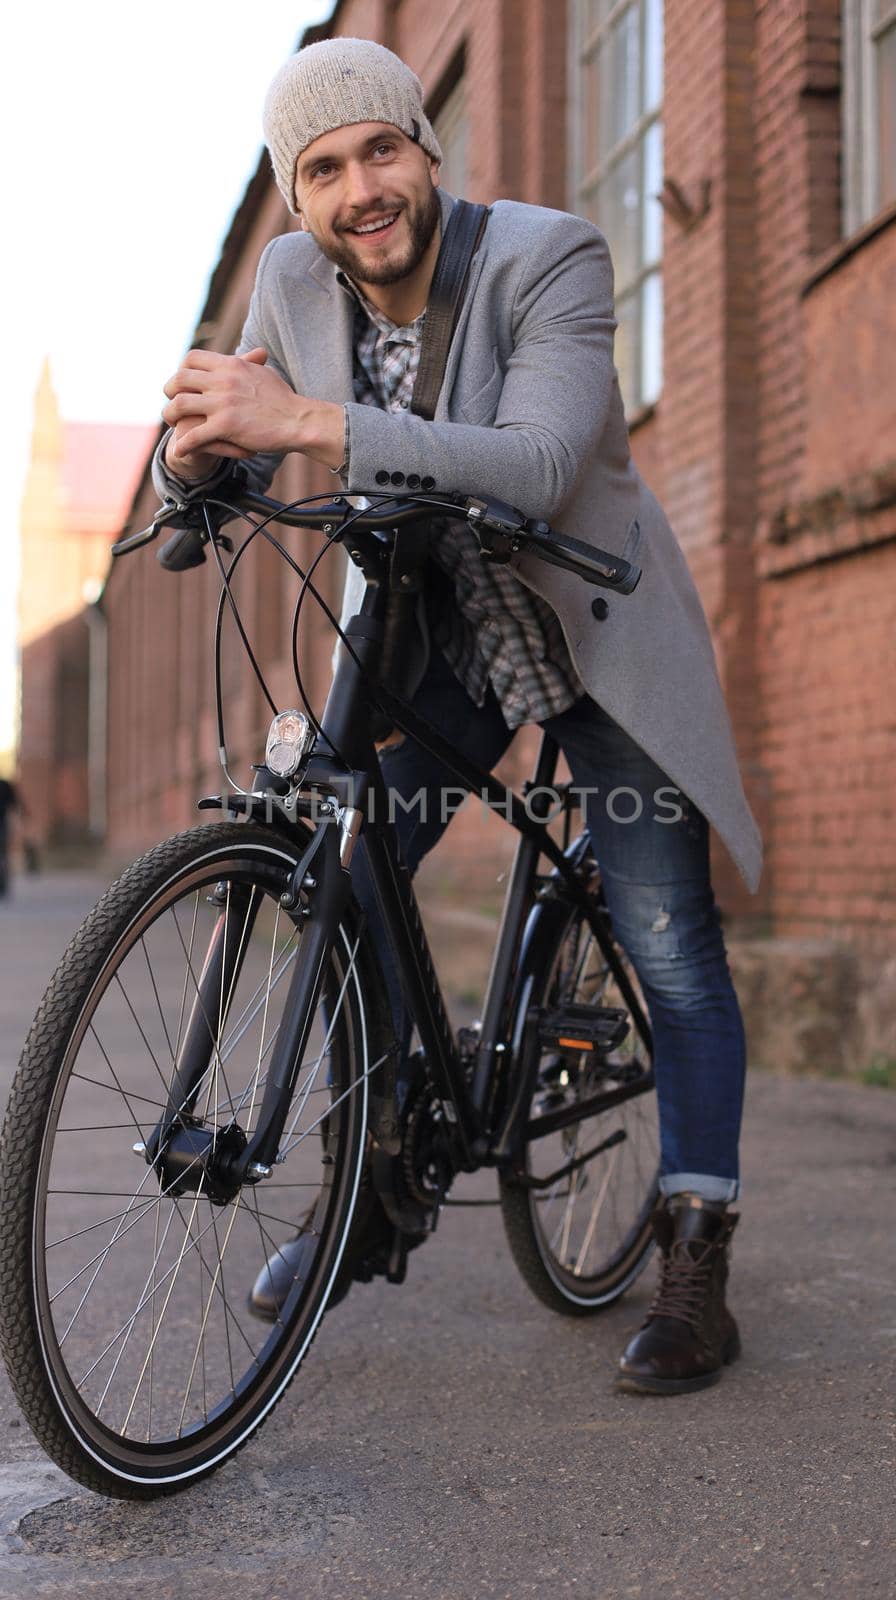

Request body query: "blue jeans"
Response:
[351, 648, 746, 1202]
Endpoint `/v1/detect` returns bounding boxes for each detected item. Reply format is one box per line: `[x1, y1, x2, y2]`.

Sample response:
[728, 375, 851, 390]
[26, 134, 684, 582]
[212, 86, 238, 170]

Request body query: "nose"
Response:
[342, 160, 384, 219]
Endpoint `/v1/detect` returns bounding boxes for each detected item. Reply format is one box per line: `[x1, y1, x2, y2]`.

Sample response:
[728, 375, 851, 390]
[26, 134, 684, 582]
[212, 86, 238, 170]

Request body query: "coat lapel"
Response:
[436, 247, 488, 420]
[299, 252, 356, 404]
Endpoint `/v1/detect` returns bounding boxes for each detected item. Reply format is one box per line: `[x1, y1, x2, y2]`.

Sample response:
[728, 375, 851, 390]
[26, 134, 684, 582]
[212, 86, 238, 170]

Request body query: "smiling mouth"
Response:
[344, 211, 400, 240]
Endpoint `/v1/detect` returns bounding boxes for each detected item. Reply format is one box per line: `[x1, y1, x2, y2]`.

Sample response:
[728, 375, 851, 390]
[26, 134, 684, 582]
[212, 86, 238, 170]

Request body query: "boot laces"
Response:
[647, 1236, 719, 1332]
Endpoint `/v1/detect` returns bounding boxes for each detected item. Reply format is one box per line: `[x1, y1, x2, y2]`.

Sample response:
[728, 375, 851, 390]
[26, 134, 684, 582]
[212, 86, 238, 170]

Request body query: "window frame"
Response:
[843, 0, 896, 234]
[431, 71, 468, 199]
[568, 0, 664, 412]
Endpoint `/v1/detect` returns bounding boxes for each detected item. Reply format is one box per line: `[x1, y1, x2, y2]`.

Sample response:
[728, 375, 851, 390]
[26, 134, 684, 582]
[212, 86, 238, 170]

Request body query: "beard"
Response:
[316, 182, 441, 287]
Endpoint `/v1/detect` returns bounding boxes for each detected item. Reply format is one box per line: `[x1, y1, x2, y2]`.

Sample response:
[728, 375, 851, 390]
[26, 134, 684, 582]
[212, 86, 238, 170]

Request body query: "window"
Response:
[843, 0, 896, 233]
[432, 77, 469, 198]
[570, 0, 664, 411]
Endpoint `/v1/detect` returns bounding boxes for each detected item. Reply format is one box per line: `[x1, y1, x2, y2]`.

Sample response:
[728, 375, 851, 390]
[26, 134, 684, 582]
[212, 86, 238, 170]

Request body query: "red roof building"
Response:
[17, 362, 157, 845]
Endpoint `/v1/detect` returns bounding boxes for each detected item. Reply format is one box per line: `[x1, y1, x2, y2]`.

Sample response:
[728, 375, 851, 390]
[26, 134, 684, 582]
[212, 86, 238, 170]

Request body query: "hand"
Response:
[162, 347, 346, 471]
[164, 350, 267, 479]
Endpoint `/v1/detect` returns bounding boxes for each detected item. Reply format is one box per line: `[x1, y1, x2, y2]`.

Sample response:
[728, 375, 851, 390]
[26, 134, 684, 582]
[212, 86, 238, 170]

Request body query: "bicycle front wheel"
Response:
[500, 880, 659, 1314]
[0, 822, 391, 1498]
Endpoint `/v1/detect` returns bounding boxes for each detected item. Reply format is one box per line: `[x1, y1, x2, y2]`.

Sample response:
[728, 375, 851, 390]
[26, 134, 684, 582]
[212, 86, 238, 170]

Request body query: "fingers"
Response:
[162, 347, 269, 399]
[179, 347, 236, 370]
[162, 392, 209, 425]
[213, 442, 257, 459]
[175, 419, 230, 454]
[173, 438, 255, 461]
[162, 344, 292, 457]
[163, 366, 212, 400]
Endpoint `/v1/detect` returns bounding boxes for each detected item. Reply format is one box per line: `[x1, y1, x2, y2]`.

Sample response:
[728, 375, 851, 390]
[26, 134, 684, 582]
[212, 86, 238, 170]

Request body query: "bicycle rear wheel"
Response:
[0, 822, 391, 1497]
[500, 878, 659, 1313]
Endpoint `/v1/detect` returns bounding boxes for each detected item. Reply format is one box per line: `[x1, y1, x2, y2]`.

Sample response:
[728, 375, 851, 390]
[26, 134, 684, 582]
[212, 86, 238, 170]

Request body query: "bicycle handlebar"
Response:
[111, 486, 642, 595]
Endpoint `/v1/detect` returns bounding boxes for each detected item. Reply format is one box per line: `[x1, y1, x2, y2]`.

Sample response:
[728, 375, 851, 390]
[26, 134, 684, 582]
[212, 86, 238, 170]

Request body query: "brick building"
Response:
[17, 363, 155, 848]
[105, 0, 896, 1067]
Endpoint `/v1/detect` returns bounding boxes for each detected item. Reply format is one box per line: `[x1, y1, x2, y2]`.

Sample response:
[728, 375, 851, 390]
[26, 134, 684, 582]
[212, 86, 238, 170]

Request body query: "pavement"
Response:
[0, 868, 893, 1599]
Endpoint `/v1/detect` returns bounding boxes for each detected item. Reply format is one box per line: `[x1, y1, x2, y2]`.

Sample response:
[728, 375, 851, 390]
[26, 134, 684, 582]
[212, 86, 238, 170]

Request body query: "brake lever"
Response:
[464, 495, 525, 564]
[111, 494, 206, 559]
[111, 516, 170, 557]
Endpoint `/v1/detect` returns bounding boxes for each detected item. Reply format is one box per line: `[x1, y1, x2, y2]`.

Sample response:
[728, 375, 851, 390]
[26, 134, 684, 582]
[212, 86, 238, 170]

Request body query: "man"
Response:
[0, 777, 27, 899]
[155, 37, 761, 1394]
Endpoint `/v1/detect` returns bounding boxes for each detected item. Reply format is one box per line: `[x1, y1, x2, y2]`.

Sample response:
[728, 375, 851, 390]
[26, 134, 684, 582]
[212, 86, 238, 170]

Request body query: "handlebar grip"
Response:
[525, 525, 641, 593]
[158, 527, 208, 572]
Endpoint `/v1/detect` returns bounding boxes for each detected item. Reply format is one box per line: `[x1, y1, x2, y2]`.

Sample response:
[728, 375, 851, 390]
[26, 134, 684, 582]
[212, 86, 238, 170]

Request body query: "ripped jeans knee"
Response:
[599, 876, 733, 1009]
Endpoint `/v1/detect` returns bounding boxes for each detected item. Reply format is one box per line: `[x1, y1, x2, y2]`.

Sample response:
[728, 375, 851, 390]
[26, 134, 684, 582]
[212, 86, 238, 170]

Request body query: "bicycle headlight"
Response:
[265, 710, 314, 779]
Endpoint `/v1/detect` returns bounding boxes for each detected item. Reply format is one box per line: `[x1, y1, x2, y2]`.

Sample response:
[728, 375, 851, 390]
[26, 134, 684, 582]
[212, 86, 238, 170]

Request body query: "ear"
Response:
[292, 159, 305, 224]
[429, 157, 441, 190]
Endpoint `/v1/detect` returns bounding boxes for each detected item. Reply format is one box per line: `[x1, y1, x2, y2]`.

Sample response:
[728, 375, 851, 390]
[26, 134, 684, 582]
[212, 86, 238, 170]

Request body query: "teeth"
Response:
[350, 214, 397, 235]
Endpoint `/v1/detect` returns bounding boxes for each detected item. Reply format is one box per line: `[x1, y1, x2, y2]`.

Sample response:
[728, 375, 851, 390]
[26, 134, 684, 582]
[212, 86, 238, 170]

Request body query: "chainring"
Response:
[401, 1077, 452, 1211]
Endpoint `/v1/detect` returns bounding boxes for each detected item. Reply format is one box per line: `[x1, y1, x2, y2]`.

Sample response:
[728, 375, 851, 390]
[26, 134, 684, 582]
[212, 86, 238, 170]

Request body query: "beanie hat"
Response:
[263, 38, 443, 215]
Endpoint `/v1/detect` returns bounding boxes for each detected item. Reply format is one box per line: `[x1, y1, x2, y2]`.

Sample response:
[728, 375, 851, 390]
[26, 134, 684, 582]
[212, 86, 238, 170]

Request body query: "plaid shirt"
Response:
[338, 274, 582, 730]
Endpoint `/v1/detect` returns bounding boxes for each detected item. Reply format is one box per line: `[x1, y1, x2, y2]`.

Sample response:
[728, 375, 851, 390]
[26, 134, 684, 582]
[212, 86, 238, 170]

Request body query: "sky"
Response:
[0, 0, 334, 751]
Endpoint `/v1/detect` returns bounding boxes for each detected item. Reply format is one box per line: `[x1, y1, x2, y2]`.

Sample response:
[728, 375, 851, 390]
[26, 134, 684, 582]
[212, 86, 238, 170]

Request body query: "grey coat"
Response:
[154, 187, 762, 892]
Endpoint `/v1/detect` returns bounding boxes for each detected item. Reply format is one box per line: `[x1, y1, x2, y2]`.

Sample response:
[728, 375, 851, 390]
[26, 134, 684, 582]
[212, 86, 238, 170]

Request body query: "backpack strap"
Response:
[410, 199, 489, 422]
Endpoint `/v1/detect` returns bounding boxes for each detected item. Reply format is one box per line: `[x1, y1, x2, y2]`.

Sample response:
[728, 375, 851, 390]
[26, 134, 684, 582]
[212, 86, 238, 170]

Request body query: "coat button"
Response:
[591, 597, 609, 620]
[406, 473, 421, 489]
[421, 475, 436, 491]
[390, 471, 405, 487]
[375, 469, 390, 485]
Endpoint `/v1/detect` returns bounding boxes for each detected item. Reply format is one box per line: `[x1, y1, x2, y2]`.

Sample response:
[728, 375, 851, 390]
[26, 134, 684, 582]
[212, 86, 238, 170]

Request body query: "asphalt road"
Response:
[0, 868, 893, 1599]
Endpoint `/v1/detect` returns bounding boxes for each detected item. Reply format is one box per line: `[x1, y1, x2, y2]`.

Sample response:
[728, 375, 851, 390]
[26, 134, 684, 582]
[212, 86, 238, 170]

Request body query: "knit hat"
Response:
[263, 38, 443, 215]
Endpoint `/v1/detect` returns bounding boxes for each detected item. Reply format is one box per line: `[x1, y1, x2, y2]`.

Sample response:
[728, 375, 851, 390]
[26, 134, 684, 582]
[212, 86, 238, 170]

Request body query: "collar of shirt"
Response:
[336, 268, 426, 344]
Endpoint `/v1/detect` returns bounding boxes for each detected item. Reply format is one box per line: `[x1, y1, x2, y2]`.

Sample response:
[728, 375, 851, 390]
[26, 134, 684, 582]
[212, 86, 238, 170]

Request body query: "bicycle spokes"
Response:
[37, 865, 362, 1445]
[520, 914, 658, 1291]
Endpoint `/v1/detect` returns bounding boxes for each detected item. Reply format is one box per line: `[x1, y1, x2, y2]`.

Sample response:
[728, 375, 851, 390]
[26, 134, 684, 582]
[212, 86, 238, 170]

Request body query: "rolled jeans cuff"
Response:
[660, 1172, 739, 1203]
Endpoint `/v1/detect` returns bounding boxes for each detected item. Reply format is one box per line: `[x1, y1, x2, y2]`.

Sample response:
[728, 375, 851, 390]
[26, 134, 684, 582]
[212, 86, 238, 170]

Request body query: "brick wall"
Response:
[19, 614, 90, 847]
[758, 541, 896, 947]
[102, 0, 896, 984]
[803, 224, 896, 488]
[749, 4, 896, 960]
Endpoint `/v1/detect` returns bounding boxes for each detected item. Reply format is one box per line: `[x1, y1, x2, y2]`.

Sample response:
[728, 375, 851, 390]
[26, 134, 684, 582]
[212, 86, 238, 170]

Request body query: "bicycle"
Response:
[0, 483, 658, 1498]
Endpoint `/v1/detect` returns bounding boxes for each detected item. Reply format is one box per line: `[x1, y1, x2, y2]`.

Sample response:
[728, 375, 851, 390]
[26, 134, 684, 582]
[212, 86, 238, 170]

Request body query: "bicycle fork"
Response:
[143, 816, 355, 1201]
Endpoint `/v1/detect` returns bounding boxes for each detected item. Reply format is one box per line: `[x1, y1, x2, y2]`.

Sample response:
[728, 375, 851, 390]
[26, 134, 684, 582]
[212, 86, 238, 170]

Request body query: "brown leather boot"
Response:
[616, 1193, 741, 1394]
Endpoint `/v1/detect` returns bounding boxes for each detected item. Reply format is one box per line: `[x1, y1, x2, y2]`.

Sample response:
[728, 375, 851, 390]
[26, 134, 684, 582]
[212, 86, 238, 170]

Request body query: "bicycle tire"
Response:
[499, 884, 659, 1315]
[0, 821, 392, 1497]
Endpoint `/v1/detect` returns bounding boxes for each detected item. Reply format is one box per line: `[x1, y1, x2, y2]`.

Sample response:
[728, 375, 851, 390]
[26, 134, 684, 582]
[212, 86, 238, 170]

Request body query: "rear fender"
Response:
[491, 835, 605, 1164]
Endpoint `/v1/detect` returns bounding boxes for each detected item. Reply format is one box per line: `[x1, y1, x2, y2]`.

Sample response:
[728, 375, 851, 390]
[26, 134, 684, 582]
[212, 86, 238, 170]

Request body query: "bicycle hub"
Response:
[156, 1121, 248, 1206]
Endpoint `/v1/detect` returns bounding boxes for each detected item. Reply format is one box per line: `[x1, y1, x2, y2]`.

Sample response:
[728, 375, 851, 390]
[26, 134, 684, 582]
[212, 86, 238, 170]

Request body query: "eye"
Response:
[372, 142, 395, 158]
[311, 161, 335, 180]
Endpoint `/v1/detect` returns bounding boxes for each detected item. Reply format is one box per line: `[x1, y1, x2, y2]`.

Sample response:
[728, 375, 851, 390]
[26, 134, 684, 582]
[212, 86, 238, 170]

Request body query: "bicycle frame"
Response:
[150, 523, 651, 1191]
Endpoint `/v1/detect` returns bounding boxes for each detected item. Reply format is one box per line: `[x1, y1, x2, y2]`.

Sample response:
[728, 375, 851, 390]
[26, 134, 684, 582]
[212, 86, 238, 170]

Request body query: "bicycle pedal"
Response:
[535, 1003, 629, 1054]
